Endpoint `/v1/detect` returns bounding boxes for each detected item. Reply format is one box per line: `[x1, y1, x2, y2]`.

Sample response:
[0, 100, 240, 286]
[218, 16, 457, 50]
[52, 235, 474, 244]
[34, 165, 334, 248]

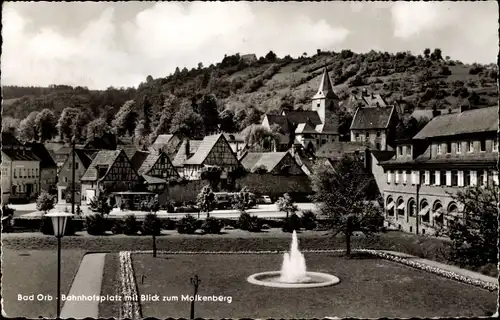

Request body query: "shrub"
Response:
[111, 219, 124, 234]
[301, 210, 317, 230]
[123, 214, 140, 235]
[282, 213, 302, 233]
[176, 215, 199, 234]
[141, 213, 162, 236]
[85, 214, 107, 235]
[238, 212, 262, 232]
[162, 218, 177, 230]
[201, 217, 223, 234]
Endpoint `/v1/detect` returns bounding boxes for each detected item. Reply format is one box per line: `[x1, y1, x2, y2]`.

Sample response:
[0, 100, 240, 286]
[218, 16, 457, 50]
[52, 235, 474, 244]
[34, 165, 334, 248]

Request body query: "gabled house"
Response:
[176, 134, 241, 183]
[350, 105, 398, 151]
[137, 152, 179, 192]
[151, 134, 182, 156]
[223, 133, 245, 153]
[25, 142, 58, 194]
[80, 149, 144, 204]
[57, 149, 95, 204]
[239, 151, 306, 176]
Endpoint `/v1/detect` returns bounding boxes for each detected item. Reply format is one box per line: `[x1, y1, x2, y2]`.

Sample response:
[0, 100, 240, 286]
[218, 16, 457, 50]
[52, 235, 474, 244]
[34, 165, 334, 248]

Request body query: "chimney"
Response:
[185, 139, 190, 157]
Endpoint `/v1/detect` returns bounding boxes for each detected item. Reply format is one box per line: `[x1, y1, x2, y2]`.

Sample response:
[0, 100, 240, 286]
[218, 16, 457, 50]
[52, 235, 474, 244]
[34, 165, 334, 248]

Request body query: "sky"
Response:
[2, 1, 498, 90]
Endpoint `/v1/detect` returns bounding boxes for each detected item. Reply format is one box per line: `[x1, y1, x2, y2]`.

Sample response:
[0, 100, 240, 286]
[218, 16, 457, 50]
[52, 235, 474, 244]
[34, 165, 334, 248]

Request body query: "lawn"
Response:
[131, 253, 496, 318]
[99, 253, 120, 318]
[1, 249, 86, 318]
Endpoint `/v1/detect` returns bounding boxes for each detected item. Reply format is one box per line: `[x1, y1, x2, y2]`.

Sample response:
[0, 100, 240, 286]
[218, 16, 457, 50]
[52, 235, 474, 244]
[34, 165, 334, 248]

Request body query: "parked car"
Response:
[261, 195, 273, 204]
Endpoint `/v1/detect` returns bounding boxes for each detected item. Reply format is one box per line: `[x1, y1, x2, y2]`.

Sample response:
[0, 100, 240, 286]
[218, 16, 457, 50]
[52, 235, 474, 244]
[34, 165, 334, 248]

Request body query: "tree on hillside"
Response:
[57, 108, 80, 142]
[395, 115, 429, 140]
[18, 111, 40, 142]
[242, 124, 280, 151]
[112, 100, 138, 137]
[102, 105, 116, 125]
[169, 104, 204, 139]
[34, 109, 57, 142]
[194, 94, 219, 135]
[142, 96, 153, 137]
[198, 62, 204, 70]
[265, 50, 277, 62]
[74, 109, 92, 141]
[218, 109, 237, 133]
[432, 48, 443, 61]
[86, 118, 112, 142]
[196, 185, 217, 218]
[234, 106, 263, 131]
[310, 154, 384, 256]
[436, 184, 498, 269]
[423, 48, 431, 59]
[2, 116, 20, 136]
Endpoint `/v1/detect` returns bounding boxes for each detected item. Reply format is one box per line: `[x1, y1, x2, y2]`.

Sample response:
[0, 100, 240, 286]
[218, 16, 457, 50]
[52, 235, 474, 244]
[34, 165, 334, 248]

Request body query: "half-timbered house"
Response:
[56, 149, 96, 204]
[80, 149, 144, 204]
[179, 134, 241, 182]
[239, 151, 306, 175]
[137, 152, 179, 192]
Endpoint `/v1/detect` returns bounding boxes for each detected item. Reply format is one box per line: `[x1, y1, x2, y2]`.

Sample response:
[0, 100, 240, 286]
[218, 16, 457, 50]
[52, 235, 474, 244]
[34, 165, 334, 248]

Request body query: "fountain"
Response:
[247, 231, 340, 288]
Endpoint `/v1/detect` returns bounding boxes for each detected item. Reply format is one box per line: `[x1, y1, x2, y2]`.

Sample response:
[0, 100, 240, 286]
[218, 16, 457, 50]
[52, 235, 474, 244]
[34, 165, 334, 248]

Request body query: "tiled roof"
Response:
[265, 114, 291, 130]
[362, 93, 387, 108]
[142, 174, 166, 184]
[316, 141, 371, 159]
[239, 152, 288, 172]
[137, 153, 160, 175]
[413, 106, 498, 140]
[312, 68, 339, 100]
[118, 144, 139, 160]
[152, 134, 174, 148]
[74, 149, 94, 169]
[282, 110, 322, 125]
[370, 150, 396, 163]
[81, 150, 121, 181]
[2, 148, 40, 161]
[350, 106, 395, 130]
[223, 133, 245, 142]
[130, 151, 150, 171]
[1, 132, 22, 147]
[24, 142, 57, 168]
[295, 122, 318, 134]
[315, 122, 339, 135]
[184, 134, 223, 165]
[172, 140, 203, 167]
[44, 142, 65, 152]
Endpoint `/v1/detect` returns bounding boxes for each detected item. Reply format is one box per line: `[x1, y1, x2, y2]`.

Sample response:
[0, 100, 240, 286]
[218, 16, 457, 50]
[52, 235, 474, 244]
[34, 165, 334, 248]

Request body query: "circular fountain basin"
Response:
[247, 271, 340, 288]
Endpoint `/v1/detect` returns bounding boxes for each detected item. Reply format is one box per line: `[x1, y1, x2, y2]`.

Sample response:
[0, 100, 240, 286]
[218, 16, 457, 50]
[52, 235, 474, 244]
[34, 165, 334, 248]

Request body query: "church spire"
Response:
[313, 67, 338, 100]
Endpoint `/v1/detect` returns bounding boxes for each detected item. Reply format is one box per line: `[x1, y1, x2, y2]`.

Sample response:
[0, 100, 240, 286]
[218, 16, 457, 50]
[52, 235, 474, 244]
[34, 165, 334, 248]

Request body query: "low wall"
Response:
[162, 174, 312, 204]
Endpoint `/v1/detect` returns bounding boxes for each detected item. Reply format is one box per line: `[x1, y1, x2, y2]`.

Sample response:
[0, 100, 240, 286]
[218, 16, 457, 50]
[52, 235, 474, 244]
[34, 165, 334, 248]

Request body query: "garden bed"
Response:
[130, 252, 497, 318]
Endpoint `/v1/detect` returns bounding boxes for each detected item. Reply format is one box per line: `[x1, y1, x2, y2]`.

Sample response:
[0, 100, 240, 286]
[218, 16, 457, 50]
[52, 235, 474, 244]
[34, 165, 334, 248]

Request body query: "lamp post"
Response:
[71, 137, 76, 215]
[190, 275, 201, 319]
[46, 211, 74, 319]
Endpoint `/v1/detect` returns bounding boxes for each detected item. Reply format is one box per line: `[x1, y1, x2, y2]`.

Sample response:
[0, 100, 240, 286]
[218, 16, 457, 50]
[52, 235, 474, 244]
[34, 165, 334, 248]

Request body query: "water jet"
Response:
[247, 230, 340, 288]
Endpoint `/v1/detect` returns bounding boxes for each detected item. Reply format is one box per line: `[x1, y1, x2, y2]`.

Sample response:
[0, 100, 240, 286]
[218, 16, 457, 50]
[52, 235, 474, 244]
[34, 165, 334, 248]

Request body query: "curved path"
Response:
[60, 253, 106, 319]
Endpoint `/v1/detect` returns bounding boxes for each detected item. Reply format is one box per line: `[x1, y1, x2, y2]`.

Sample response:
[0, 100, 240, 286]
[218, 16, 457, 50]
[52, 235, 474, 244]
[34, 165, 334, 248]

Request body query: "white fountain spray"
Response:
[279, 230, 308, 283]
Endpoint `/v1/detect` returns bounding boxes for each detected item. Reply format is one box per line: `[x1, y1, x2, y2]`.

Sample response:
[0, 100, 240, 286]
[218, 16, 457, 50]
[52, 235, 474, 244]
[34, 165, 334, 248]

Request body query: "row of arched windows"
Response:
[385, 196, 458, 226]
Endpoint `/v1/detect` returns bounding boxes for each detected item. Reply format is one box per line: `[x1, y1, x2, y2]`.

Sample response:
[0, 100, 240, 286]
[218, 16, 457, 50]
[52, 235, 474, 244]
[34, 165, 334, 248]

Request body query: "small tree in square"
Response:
[196, 185, 217, 218]
[232, 186, 253, 213]
[310, 154, 384, 256]
[89, 192, 112, 217]
[276, 193, 298, 219]
[37, 191, 55, 214]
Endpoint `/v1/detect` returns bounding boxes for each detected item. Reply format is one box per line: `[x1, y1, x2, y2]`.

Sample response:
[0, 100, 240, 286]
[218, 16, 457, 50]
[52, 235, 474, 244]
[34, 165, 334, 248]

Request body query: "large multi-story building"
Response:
[25, 142, 58, 194]
[1, 135, 41, 203]
[377, 106, 498, 235]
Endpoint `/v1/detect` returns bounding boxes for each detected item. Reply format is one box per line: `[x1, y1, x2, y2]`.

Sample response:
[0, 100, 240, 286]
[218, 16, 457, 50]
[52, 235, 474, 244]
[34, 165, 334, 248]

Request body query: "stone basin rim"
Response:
[247, 271, 340, 288]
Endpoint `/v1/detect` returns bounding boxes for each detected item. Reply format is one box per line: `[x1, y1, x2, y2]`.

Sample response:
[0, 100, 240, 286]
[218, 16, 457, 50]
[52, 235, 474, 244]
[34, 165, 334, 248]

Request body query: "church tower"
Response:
[311, 67, 340, 134]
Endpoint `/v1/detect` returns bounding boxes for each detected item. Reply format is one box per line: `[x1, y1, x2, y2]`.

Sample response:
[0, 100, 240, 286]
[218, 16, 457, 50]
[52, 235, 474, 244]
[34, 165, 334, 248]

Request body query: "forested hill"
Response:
[2, 48, 498, 144]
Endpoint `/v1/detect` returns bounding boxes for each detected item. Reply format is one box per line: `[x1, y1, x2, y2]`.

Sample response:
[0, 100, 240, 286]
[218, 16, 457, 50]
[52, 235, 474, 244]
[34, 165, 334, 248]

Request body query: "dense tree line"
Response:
[2, 48, 497, 147]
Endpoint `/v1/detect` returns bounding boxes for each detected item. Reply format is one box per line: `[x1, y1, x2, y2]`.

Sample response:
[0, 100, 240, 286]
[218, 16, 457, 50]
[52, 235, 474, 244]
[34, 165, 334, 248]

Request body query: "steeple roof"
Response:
[312, 67, 339, 100]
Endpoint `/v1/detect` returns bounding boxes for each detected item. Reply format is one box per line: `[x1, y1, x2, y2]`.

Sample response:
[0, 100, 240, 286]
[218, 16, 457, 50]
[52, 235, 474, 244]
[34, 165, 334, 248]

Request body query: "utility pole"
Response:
[415, 183, 420, 235]
[190, 275, 201, 319]
[71, 136, 76, 215]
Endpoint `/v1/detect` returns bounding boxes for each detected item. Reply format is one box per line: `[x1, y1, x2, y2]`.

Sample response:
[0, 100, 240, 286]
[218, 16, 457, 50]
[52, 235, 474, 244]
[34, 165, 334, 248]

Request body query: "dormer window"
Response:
[437, 144, 442, 155]
[446, 142, 451, 154]
[406, 146, 411, 156]
[480, 140, 486, 152]
[456, 142, 462, 153]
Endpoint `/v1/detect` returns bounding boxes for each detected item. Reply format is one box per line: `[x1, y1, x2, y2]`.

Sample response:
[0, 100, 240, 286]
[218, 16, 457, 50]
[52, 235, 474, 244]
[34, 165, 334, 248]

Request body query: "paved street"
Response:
[12, 202, 318, 219]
